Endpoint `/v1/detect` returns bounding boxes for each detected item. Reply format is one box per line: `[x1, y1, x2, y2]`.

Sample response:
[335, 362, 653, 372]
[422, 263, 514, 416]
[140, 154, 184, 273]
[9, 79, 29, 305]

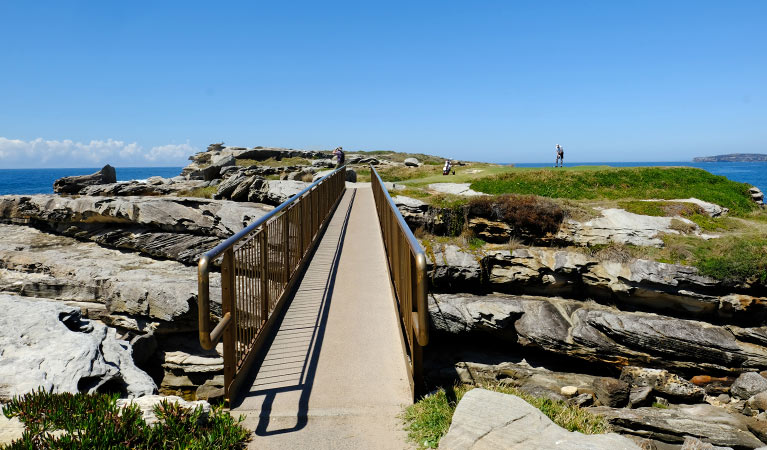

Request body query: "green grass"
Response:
[470, 167, 757, 215]
[403, 384, 611, 449]
[651, 402, 669, 409]
[1, 389, 250, 449]
[176, 185, 218, 199]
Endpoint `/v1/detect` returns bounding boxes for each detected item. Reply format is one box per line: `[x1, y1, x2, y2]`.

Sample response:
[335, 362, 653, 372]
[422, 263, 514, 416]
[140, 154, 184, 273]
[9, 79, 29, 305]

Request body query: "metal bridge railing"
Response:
[198, 167, 346, 403]
[370, 165, 429, 396]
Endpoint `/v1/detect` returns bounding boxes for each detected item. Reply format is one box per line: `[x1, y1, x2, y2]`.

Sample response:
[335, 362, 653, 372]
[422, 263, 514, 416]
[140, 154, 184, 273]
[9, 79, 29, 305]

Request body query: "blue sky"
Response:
[0, 1, 765, 167]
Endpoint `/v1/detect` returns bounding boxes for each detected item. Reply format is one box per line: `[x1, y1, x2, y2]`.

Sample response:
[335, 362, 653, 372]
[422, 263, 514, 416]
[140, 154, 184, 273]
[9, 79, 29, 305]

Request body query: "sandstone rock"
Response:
[429, 293, 767, 374]
[426, 244, 483, 291]
[115, 395, 210, 426]
[440, 389, 640, 449]
[186, 155, 235, 181]
[230, 175, 258, 201]
[557, 208, 699, 247]
[0, 294, 156, 400]
[0, 224, 221, 330]
[53, 165, 116, 194]
[732, 373, 767, 400]
[629, 386, 653, 407]
[594, 377, 630, 407]
[561, 385, 579, 398]
[620, 366, 705, 403]
[748, 392, 767, 412]
[0, 415, 24, 447]
[248, 180, 311, 205]
[427, 183, 487, 196]
[215, 173, 248, 199]
[642, 198, 730, 218]
[311, 159, 335, 168]
[0, 195, 272, 264]
[358, 157, 379, 165]
[590, 404, 765, 448]
[404, 157, 420, 167]
[571, 393, 594, 407]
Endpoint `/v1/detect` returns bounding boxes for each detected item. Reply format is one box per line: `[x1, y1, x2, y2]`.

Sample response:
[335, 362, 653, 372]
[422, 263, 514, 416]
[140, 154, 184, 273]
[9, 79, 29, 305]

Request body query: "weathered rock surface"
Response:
[731, 373, 767, 400]
[78, 178, 214, 197]
[0, 224, 221, 331]
[0, 294, 156, 401]
[427, 244, 766, 323]
[620, 366, 705, 403]
[642, 198, 730, 218]
[404, 157, 420, 167]
[440, 388, 640, 449]
[115, 395, 211, 426]
[427, 182, 487, 196]
[0, 195, 272, 264]
[430, 293, 767, 373]
[53, 165, 116, 194]
[594, 377, 630, 407]
[557, 208, 699, 247]
[247, 180, 311, 205]
[590, 404, 766, 449]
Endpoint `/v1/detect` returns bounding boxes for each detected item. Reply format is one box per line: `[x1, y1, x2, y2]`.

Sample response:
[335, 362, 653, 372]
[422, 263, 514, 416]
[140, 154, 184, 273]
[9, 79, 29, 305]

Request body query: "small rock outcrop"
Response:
[53, 164, 117, 194]
[731, 373, 767, 400]
[0, 294, 156, 401]
[439, 388, 640, 449]
[590, 403, 766, 448]
[115, 395, 211, 426]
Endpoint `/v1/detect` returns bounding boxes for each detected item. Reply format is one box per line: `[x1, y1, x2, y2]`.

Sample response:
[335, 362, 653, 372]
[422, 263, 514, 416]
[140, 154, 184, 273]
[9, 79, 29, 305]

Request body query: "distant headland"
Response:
[693, 153, 767, 162]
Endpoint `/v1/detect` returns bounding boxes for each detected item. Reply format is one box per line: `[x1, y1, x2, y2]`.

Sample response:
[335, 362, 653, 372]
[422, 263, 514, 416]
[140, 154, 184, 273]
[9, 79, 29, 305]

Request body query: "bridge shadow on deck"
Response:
[231, 188, 357, 437]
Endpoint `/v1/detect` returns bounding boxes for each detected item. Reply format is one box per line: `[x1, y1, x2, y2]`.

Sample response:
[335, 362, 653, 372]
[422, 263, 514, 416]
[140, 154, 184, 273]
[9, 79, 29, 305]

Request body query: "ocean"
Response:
[0, 167, 184, 195]
[0, 162, 764, 195]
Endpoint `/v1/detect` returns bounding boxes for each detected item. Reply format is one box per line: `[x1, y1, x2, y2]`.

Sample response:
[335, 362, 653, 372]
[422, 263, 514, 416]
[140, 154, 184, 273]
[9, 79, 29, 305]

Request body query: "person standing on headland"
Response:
[555, 144, 564, 167]
[333, 146, 345, 168]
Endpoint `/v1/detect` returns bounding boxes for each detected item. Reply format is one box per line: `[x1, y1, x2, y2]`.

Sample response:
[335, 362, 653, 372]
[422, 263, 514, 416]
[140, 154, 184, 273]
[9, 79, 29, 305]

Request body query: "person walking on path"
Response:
[555, 144, 564, 167]
[333, 146, 345, 168]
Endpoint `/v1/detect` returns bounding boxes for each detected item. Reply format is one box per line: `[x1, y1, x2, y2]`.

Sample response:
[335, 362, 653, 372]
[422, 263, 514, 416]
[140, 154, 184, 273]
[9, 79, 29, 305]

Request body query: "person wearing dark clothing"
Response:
[555, 144, 564, 167]
[333, 146, 345, 168]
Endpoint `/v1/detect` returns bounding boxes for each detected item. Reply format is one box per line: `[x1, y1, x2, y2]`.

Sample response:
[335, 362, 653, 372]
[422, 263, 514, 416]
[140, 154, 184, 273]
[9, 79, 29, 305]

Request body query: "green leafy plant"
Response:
[1, 389, 250, 449]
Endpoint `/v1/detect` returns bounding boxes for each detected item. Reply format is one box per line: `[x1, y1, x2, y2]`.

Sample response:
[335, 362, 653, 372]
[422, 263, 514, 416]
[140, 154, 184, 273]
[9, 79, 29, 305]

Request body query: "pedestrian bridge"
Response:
[197, 167, 428, 449]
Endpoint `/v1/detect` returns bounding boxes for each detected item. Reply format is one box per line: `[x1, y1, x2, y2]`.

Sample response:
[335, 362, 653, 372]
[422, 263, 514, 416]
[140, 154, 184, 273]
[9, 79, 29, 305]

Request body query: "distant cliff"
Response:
[693, 153, 767, 162]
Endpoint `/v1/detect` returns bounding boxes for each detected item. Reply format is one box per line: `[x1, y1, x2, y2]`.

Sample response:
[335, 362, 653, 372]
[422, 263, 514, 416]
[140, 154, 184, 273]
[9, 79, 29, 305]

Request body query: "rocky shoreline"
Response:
[2, 144, 767, 448]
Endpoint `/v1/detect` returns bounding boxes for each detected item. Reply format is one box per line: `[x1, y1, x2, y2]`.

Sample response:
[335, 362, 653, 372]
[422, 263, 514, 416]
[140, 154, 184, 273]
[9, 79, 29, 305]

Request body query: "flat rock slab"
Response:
[0, 224, 220, 331]
[0, 294, 156, 401]
[589, 404, 765, 449]
[440, 388, 640, 449]
[559, 208, 698, 247]
[0, 414, 24, 447]
[642, 198, 729, 218]
[427, 183, 487, 196]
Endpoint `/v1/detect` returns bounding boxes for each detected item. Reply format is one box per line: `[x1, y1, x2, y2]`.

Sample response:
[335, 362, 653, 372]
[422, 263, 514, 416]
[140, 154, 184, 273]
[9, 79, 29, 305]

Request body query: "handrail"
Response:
[370, 165, 429, 395]
[198, 166, 345, 351]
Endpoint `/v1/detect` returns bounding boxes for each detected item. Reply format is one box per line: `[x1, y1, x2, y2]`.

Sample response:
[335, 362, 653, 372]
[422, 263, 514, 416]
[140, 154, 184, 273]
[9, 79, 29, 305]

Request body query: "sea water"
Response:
[0, 167, 184, 195]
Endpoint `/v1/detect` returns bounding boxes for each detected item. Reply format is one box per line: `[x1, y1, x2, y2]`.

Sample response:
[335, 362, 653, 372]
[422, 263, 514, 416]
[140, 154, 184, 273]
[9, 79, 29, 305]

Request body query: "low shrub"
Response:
[1, 389, 250, 449]
[466, 194, 564, 237]
[403, 384, 610, 449]
[176, 185, 218, 199]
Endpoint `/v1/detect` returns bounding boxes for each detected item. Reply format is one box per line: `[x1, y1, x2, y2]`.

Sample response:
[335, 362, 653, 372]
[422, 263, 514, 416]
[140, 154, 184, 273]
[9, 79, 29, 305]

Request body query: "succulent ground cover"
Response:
[1, 390, 250, 449]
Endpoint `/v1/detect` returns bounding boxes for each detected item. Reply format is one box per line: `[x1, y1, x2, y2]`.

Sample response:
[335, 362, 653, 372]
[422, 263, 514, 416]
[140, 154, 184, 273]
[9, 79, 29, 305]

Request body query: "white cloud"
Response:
[0, 137, 197, 168]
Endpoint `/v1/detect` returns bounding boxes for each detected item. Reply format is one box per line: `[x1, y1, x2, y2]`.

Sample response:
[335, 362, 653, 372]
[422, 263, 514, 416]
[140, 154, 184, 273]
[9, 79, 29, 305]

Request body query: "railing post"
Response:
[260, 227, 269, 323]
[221, 248, 236, 402]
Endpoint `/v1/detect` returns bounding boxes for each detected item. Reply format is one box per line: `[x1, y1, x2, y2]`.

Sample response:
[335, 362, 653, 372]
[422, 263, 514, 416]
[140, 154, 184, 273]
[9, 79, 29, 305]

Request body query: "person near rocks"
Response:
[555, 144, 564, 167]
[333, 146, 345, 168]
[443, 159, 453, 175]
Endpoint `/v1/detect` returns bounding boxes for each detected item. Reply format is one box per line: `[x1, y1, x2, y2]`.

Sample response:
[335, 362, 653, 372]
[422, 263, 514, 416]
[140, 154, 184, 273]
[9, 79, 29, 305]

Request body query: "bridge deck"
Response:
[235, 186, 413, 449]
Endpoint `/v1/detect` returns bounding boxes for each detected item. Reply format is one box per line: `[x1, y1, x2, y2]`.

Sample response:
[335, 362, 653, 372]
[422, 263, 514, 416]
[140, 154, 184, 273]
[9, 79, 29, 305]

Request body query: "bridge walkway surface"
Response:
[234, 186, 413, 449]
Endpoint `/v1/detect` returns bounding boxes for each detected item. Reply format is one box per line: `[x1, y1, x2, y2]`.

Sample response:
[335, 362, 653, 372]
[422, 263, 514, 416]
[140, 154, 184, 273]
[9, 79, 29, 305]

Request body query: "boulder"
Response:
[53, 164, 117, 194]
[439, 389, 640, 450]
[426, 245, 483, 291]
[0, 294, 156, 400]
[248, 180, 311, 205]
[731, 373, 767, 400]
[230, 175, 258, 201]
[593, 377, 630, 407]
[214, 173, 248, 199]
[186, 155, 235, 181]
[115, 395, 210, 426]
[589, 404, 765, 449]
[748, 391, 767, 412]
[620, 366, 705, 403]
[404, 157, 420, 167]
[311, 159, 335, 168]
